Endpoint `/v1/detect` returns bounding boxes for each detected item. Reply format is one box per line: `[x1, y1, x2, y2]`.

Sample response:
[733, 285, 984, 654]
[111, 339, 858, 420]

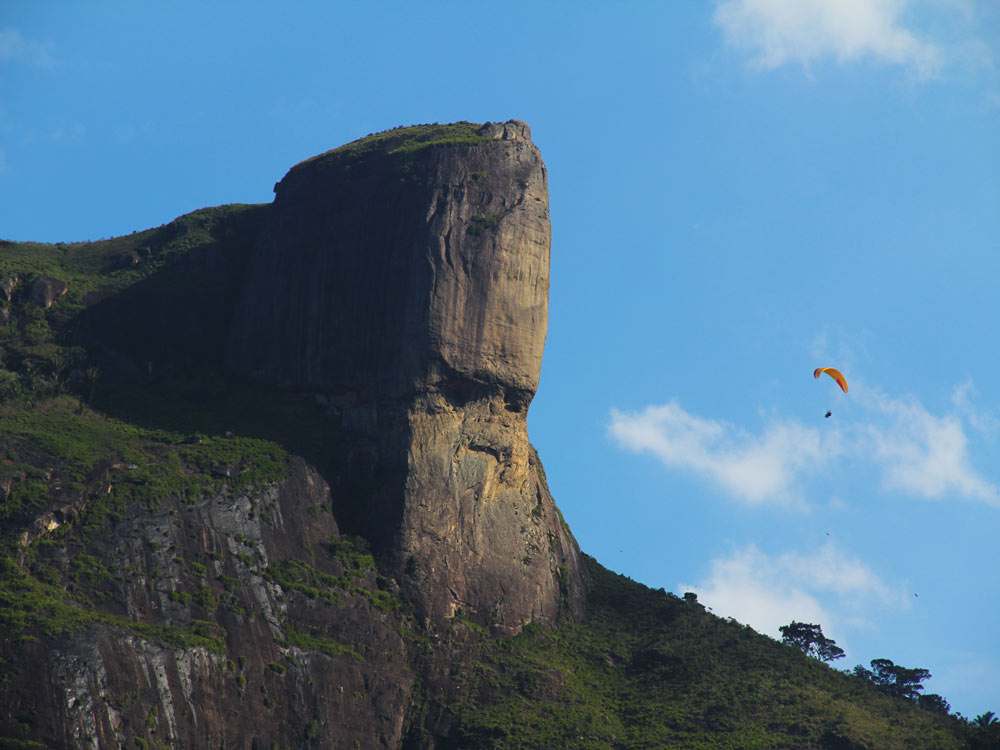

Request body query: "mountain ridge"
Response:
[0, 120, 987, 749]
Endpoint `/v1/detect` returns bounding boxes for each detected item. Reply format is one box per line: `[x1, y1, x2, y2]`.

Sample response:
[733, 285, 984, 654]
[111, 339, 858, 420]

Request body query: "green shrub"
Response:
[267, 661, 286, 675]
[467, 214, 500, 236]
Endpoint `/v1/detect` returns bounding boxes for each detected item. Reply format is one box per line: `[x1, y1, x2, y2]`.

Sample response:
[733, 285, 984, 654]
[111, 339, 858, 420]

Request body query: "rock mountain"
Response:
[226, 119, 585, 631]
[0, 120, 587, 748]
[0, 121, 979, 750]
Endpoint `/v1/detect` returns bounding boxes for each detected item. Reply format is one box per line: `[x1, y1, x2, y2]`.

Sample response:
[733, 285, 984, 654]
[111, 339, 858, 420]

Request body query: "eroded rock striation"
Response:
[2, 460, 413, 749]
[0, 121, 587, 748]
[0, 118, 976, 750]
[228, 120, 585, 629]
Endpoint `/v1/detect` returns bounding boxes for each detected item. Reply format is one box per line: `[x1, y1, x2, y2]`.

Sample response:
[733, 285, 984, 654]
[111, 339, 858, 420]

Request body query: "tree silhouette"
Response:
[969, 711, 1000, 750]
[853, 658, 931, 701]
[918, 693, 950, 715]
[974, 712, 998, 728]
[779, 621, 845, 663]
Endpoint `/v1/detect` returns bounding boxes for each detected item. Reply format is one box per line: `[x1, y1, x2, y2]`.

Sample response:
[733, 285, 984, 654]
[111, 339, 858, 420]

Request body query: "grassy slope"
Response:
[287, 121, 492, 174]
[0, 162, 988, 748]
[0, 204, 295, 660]
[0, 397, 287, 656]
[0, 203, 261, 308]
[438, 557, 968, 749]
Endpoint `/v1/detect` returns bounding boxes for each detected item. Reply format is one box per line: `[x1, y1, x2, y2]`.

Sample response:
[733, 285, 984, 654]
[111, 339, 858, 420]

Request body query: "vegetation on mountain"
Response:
[424, 561, 974, 749]
[0, 126, 995, 747]
[291, 121, 493, 174]
[779, 621, 845, 663]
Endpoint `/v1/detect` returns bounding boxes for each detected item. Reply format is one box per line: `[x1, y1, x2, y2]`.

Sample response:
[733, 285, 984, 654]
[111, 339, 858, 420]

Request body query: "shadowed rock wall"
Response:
[0, 461, 413, 749]
[0, 122, 587, 749]
[228, 120, 549, 405]
[228, 121, 585, 628]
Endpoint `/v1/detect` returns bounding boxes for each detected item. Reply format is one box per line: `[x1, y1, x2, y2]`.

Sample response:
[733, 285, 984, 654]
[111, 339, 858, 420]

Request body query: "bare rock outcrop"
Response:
[29, 275, 69, 308]
[1, 460, 413, 749]
[228, 120, 547, 404]
[228, 121, 586, 628]
[0, 274, 18, 301]
[0, 121, 587, 749]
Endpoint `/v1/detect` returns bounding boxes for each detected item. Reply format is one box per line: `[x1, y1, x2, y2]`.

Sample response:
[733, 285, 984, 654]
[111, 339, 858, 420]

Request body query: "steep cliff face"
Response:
[1, 457, 414, 749]
[229, 120, 547, 403]
[228, 121, 585, 629]
[0, 120, 585, 747]
[0, 122, 978, 750]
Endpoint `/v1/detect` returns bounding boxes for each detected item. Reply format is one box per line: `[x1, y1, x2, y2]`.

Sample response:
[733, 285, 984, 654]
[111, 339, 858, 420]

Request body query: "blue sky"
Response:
[3, 0, 999, 719]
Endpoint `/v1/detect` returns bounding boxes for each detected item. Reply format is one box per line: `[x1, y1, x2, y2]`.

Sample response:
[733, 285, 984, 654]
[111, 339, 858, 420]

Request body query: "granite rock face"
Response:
[29, 275, 69, 308]
[228, 120, 549, 404]
[1, 461, 413, 749]
[228, 121, 585, 628]
[0, 121, 588, 748]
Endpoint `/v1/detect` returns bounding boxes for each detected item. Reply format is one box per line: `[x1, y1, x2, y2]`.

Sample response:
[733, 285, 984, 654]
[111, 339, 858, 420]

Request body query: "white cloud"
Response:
[863, 389, 1000, 505]
[611, 381, 999, 507]
[681, 546, 831, 638]
[609, 402, 841, 505]
[950, 380, 998, 434]
[714, 0, 943, 78]
[0, 28, 55, 68]
[681, 542, 906, 642]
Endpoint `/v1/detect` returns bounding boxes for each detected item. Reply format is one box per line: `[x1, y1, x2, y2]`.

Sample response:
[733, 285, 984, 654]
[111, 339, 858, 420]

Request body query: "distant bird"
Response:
[825, 411, 832, 418]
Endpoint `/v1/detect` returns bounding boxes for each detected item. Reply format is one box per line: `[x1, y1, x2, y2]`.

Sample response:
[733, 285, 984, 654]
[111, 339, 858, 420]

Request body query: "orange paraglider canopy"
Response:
[814, 367, 848, 393]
